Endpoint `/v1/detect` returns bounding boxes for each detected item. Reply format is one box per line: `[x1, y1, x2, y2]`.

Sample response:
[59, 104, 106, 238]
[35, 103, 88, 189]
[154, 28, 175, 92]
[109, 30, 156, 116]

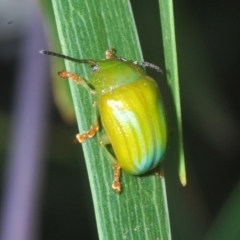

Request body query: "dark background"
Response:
[0, 0, 240, 239]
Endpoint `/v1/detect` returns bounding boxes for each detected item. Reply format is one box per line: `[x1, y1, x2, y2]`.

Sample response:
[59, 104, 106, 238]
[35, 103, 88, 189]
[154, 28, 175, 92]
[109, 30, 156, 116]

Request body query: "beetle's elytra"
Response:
[40, 48, 168, 193]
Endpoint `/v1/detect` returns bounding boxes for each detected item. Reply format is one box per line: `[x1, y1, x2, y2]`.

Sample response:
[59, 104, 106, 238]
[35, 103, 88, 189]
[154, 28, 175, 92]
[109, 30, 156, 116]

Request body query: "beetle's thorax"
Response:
[89, 59, 145, 96]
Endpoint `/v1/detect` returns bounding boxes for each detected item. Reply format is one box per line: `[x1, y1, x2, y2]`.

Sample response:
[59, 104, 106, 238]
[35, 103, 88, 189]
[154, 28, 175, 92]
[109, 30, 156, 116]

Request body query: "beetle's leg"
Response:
[75, 124, 99, 143]
[112, 164, 122, 193]
[99, 134, 122, 193]
[75, 100, 99, 143]
[75, 120, 99, 142]
[76, 100, 99, 143]
[58, 70, 99, 142]
[58, 70, 95, 93]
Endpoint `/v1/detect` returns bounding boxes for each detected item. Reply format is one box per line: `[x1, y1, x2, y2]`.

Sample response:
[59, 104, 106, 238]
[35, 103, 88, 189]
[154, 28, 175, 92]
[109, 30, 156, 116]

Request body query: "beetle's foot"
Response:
[112, 181, 121, 194]
[58, 70, 85, 84]
[112, 164, 122, 193]
[75, 124, 99, 143]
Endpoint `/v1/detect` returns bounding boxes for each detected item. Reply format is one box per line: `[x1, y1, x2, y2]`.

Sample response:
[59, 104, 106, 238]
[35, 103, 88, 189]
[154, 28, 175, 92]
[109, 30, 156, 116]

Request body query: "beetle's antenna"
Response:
[105, 49, 163, 74]
[39, 50, 96, 65]
[115, 56, 163, 74]
[105, 48, 163, 74]
[133, 61, 163, 74]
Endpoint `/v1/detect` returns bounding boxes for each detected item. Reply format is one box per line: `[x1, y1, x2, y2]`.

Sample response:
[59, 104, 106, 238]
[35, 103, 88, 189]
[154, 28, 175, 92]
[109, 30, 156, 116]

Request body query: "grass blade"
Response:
[158, 0, 186, 186]
[48, 0, 172, 239]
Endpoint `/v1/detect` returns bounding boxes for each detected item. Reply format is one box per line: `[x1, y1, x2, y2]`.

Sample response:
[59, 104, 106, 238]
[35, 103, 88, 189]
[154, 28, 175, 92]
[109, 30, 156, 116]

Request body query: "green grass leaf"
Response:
[49, 0, 172, 239]
[158, 0, 186, 186]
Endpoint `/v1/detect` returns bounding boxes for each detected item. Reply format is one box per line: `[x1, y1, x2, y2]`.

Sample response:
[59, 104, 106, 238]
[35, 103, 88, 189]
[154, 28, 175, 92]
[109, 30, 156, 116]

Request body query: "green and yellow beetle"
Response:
[40, 48, 168, 193]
